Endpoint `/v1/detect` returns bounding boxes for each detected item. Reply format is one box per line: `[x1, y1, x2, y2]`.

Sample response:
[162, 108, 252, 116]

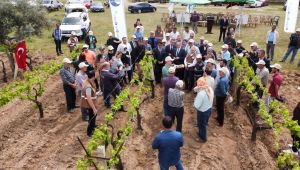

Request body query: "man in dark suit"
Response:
[100, 62, 123, 108]
[173, 42, 187, 80]
[219, 15, 229, 42]
[153, 41, 167, 84]
[165, 38, 176, 57]
[129, 35, 138, 51]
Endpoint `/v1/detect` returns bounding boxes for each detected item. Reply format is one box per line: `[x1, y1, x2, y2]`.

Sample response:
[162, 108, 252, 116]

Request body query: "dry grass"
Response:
[26, 3, 300, 70]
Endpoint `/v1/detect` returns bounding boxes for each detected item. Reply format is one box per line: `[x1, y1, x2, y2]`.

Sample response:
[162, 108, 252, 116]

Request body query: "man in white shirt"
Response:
[266, 25, 279, 61]
[170, 27, 180, 40]
[117, 37, 132, 54]
[186, 39, 200, 54]
[182, 26, 194, 40]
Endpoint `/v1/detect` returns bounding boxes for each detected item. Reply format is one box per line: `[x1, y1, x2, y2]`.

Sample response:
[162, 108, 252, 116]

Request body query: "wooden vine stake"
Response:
[0, 59, 8, 82]
[27, 83, 44, 118]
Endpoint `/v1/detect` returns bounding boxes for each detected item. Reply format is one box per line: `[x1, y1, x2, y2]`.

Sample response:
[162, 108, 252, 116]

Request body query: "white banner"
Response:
[284, 0, 299, 33]
[109, 0, 127, 39]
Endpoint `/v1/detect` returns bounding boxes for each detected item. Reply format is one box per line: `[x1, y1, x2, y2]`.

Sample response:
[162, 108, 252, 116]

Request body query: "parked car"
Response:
[60, 12, 91, 39]
[65, 3, 88, 14]
[248, 0, 268, 8]
[42, 0, 63, 11]
[90, 2, 104, 12]
[66, 0, 83, 4]
[128, 2, 156, 13]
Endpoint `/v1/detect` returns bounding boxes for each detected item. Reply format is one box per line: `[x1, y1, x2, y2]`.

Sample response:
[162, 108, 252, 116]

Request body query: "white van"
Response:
[65, 3, 88, 14]
[42, 0, 63, 11]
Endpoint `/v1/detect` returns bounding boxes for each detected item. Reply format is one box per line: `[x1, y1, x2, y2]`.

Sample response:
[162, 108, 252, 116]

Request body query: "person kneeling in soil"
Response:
[152, 116, 184, 170]
[81, 70, 98, 137]
[194, 77, 214, 143]
[168, 80, 185, 132]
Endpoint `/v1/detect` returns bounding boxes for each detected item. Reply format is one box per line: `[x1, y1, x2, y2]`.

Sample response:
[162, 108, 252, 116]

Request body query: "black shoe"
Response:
[57, 53, 60, 56]
[279, 60, 285, 62]
[75, 105, 80, 108]
[60, 52, 64, 54]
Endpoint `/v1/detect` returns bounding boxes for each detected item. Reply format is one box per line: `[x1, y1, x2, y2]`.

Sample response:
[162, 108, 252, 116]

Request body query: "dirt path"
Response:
[123, 86, 276, 170]
[0, 71, 299, 169]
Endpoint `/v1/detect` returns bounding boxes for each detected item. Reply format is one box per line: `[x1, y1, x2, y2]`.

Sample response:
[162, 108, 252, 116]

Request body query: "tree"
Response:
[0, 0, 51, 72]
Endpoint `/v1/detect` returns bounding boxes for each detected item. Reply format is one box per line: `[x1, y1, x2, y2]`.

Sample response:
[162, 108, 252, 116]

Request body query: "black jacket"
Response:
[165, 44, 176, 57]
[153, 47, 166, 65]
[220, 18, 229, 29]
[131, 45, 146, 63]
[173, 47, 186, 65]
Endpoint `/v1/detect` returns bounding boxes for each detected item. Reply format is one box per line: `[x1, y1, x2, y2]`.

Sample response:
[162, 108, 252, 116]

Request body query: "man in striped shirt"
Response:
[168, 80, 185, 132]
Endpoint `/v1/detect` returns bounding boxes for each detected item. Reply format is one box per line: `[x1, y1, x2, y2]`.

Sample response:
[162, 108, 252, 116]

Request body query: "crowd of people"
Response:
[53, 14, 300, 169]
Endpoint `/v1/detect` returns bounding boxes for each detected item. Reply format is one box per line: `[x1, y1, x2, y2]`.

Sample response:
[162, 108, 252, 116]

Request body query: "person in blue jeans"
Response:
[152, 116, 184, 170]
[194, 77, 214, 143]
[280, 28, 300, 64]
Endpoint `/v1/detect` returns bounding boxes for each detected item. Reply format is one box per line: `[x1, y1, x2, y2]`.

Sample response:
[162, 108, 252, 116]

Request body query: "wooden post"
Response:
[137, 108, 143, 130]
[0, 59, 8, 82]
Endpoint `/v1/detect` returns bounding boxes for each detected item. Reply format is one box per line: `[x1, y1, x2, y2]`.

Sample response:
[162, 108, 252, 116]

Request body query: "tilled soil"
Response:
[0, 71, 299, 170]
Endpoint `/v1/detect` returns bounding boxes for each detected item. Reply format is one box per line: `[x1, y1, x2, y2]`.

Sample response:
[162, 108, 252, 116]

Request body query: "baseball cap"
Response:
[82, 44, 89, 49]
[168, 67, 176, 74]
[79, 62, 89, 68]
[108, 45, 114, 50]
[165, 33, 170, 37]
[206, 58, 215, 64]
[270, 63, 282, 70]
[208, 43, 213, 47]
[132, 35, 137, 39]
[219, 67, 227, 73]
[221, 44, 228, 49]
[63, 58, 72, 64]
[296, 28, 300, 32]
[237, 40, 242, 44]
[89, 31, 93, 35]
[108, 32, 113, 36]
[165, 56, 174, 62]
[250, 42, 258, 47]
[256, 60, 266, 65]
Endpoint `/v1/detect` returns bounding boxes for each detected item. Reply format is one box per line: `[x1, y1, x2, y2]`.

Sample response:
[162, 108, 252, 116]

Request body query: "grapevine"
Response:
[76, 54, 155, 169]
[233, 57, 300, 169]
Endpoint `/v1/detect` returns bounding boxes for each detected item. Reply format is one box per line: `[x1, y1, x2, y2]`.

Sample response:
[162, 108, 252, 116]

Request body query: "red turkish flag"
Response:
[15, 40, 27, 71]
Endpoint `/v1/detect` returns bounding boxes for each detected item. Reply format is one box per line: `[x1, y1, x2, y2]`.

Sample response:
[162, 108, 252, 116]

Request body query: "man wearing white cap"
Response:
[235, 40, 245, 55]
[168, 80, 185, 132]
[182, 26, 194, 40]
[215, 67, 229, 126]
[162, 56, 174, 78]
[60, 58, 77, 113]
[255, 60, 269, 87]
[76, 62, 89, 120]
[83, 44, 96, 66]
[106, 32, 121, 55]
[85, 30, 97, 52]
[134, 26, 143, 40]
[163, 67, 179, 116]
[268, 63, 283, 101]
[247, 42, 260, 71]
[205, 58, 217, 79]
[67, 31, 78, 52]
[187, 39, 200, 55]
[221, 44, 231, 65]
[280, 28, 300, 64]
[165, 33, 171, 46]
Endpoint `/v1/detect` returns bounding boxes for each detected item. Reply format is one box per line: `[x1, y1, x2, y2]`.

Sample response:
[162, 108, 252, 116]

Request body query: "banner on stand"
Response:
[284, 0, 299, 33]
[109, 0, 127, 39]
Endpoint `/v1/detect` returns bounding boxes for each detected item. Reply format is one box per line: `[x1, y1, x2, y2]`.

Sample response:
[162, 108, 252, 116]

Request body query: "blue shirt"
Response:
[222, 50, 231, 62]
[268, 32, 275, 42]
[53, 28, 62, 40]
[215, 76, 229, 97]
[134, 31, 143, 39]
[152, 130, 183, 168]
[194, 89, 214, 112]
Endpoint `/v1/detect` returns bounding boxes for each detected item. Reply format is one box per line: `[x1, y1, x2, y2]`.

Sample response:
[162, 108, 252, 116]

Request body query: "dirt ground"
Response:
[0, 71, 299, 170]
